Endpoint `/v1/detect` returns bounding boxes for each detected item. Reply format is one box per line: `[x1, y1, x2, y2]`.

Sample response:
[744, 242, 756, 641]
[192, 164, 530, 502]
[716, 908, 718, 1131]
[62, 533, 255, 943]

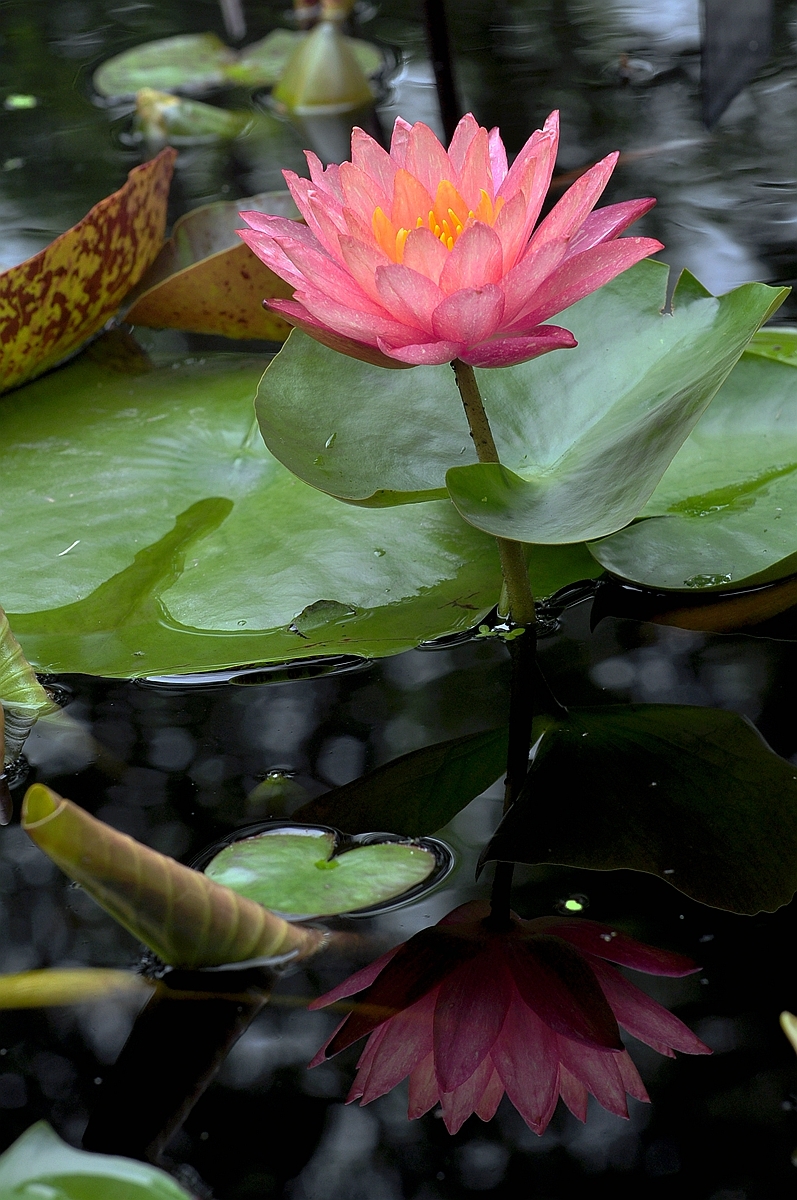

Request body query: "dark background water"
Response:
[3, 1, 797, 1197]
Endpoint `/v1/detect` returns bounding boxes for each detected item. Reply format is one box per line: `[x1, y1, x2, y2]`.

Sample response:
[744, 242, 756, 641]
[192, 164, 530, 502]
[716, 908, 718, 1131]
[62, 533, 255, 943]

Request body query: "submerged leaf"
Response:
[21, 784, 323, 968]
[127, 191, 299, 340]
[483, 705, 797, 914]
[0, 968, 150, 1009]
[0, 149, 175, 393]
[590, 333, 797, 590]
[0, 1121, 192, 1198]
[294, 727, 509, 836]
[204, 828, 437, 916]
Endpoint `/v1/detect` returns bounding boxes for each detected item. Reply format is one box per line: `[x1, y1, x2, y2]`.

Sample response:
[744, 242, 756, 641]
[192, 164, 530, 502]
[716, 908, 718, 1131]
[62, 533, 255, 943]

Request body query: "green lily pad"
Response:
[93, 29, 383, 98]
[203, 827, 438, 916]
[0, 1120, 191, 1198]
[256, 264, 785, 547]
[590, 330, 797, 590]
[94, 33, 234, 98]
[0, 344, 510, 678]
[483, 704, 797, 915]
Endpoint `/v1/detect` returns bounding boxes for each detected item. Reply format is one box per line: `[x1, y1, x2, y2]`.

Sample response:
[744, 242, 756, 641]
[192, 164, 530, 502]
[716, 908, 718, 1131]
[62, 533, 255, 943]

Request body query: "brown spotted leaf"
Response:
[0, 148, 175, 394]
[126, 191, 298, 340]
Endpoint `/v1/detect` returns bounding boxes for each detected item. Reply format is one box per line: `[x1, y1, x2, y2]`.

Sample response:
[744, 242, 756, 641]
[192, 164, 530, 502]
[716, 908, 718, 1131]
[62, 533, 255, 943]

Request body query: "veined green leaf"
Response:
[590, 335, 797, 589]
[256, 264, 785, 548]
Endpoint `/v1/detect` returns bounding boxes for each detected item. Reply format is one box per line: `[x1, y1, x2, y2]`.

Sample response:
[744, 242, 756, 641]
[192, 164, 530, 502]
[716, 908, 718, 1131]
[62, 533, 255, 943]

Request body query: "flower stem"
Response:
[451, 360, 536, 628]
[451, 360, 540, 927]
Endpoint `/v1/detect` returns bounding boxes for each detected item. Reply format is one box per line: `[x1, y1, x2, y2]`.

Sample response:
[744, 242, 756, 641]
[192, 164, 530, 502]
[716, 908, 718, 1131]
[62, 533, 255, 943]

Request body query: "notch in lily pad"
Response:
[196, 822, 453, 918]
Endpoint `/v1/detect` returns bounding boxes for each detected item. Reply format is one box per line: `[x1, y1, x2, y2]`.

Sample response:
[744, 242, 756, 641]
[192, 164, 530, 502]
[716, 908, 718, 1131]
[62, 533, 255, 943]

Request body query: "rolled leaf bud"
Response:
[21, 785, 324, 969]
[273, 18, 373, 115]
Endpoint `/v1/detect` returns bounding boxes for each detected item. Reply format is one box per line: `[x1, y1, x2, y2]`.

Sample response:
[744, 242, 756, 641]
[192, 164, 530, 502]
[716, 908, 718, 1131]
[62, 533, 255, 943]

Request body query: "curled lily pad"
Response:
[199, 823, 450, 917]
[0, 149, 175, 393]
[0, 1122, 192, 1198]
[134, 87, 251, 147]
[127, 191, 299, 340]
[590, 329, 797, 590]
[93, 29, 383, 98]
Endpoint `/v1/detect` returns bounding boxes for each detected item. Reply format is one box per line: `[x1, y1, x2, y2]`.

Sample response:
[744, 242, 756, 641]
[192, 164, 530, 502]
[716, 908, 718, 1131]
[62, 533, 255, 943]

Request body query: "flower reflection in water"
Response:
[310, 902, 710, 1134]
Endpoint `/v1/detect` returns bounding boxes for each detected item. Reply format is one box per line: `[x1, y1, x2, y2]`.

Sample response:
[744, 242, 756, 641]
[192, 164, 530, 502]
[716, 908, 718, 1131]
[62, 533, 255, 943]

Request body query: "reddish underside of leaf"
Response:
[0, 147, 176, 394]
[127, 242, 294, 340]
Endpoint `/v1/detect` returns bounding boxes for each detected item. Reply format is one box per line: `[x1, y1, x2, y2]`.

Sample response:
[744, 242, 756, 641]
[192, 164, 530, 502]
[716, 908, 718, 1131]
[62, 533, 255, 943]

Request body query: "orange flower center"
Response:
[372, 179, 504, 263]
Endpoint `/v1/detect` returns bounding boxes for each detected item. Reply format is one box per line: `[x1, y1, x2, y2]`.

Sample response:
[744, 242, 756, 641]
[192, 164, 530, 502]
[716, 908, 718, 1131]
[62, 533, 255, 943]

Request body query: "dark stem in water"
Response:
[451, 360, 539, 927]
[422, 0, 461, 143]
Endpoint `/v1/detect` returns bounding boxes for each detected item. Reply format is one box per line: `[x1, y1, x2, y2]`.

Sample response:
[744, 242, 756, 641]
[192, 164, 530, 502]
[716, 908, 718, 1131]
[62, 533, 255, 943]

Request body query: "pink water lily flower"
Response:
[239, 112, 663, 369]
[308, 902, 710, 1135]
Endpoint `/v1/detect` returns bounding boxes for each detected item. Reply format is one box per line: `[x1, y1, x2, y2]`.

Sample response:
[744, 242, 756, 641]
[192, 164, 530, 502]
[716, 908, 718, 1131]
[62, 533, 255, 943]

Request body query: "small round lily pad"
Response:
[202, 826, 440, 916]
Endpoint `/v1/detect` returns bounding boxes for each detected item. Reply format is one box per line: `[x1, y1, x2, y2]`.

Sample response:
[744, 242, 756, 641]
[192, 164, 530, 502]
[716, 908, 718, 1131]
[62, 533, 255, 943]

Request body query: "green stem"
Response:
[451, 360, 536, 627]
[451, 359, 540, 925]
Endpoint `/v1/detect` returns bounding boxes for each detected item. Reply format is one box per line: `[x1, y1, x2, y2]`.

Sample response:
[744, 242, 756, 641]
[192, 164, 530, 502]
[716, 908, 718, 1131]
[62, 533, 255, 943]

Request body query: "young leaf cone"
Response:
[21, 785, 323, 969]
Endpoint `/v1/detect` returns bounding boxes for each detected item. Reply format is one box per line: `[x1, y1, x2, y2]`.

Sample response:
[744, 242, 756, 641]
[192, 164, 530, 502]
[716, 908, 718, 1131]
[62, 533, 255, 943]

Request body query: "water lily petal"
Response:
[501, 238, 570, 324]
[433, 949, 512, 1093]
[491, 992, 560, 1133]
[558, 1065, 589, 1122]
[448, 113, 481, 177]
[297, 285, 418, 343]
[323, 927, 480, 1056]
[309, 945, 401, 1010]
[439, 1053, 498, 1134]
[557, 1038, 629, 1118]
[360, 989, 438, 1102]
[458, 126, 494, 209]
[340, 161, 391, 227]
[406, 121, 453, 198]
[377, 337, 464, 365]
[402, 226, 449, 284]
[460, 327, 576, 368]
[345, 1022, 390, 1096]
[498, 111, 558, 238]
[376, 264, 445, 334]
[274, 237, 386, 315]
[565, 197, 657, 258]
[305, 151, 344, 205]
[351, 126, 398, 197]
[508, 934, 623, 1050]
[475, 1064, 505, 1122]
[534, 918, 700, 977]
[488, 127, 508, 192]
[339, 235, 391, 305]
[237, 229, 307, 290]
[268, 300, 410, 368]
[390, 116, 413, 168]
[616, 1049, 650, 1103]
[493, 191, 534, 273]
[515, 237, 664, 327]
[432, 285, 505, 345]
[590, 960, 711, 1056]
[530, 153, 619, 251]
[391, 169, 435, 239]
[408, 1051, 439, 1119]
[439, 223, 503, 295]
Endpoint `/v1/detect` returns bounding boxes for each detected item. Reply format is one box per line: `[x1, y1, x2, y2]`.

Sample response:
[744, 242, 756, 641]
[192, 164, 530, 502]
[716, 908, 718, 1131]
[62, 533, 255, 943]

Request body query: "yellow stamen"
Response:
[395, 227, 409, 260]
[373, 179, 505, 260]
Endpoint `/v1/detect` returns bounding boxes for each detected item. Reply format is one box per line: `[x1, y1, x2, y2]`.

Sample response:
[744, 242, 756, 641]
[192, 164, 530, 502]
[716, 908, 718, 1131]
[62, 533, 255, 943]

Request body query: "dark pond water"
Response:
[3, 1, 797, 1197]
